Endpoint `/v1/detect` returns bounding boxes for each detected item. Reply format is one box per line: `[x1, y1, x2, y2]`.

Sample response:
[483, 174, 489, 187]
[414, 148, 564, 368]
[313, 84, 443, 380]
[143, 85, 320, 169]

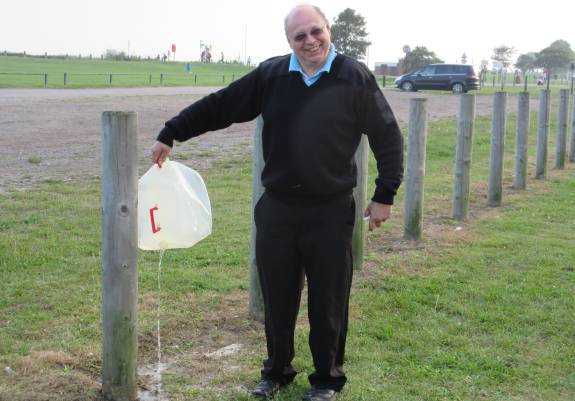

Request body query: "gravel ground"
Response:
[0, 87, 523, 192]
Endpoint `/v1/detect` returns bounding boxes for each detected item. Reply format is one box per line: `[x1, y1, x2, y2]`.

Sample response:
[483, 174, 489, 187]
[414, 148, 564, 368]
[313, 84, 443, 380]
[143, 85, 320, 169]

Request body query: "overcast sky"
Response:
[2, 0, 574, 70]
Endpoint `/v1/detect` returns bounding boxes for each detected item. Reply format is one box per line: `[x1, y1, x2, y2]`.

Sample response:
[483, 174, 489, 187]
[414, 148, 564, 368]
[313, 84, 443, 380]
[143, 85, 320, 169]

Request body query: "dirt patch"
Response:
[0, 351, 104, 401]
[0, 87, 527, 192]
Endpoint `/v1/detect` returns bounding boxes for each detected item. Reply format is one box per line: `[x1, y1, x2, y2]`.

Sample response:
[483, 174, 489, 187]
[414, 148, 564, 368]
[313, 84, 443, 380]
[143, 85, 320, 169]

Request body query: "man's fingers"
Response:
[151, 142, 172, 167]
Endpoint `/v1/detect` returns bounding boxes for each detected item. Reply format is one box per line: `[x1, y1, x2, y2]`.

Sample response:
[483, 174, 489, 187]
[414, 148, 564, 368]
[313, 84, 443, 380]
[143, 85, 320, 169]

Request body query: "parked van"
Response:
[395, 64, 480, 93]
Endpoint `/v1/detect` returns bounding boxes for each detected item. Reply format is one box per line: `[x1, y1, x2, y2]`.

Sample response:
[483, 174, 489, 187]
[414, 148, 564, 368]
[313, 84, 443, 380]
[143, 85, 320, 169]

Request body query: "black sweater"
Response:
[158, 54, 403, 204]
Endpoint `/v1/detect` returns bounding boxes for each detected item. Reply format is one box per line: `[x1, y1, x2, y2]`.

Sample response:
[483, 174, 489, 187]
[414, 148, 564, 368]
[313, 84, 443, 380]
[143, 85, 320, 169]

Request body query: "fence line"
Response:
[0, 72, 48, 87]
[0, 72, 247, 87]
[96, 90, 575, 399]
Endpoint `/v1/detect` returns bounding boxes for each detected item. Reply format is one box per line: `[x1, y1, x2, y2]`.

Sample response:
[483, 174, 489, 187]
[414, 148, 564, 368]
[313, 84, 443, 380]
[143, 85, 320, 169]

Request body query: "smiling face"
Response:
[285, 5, 331, 76]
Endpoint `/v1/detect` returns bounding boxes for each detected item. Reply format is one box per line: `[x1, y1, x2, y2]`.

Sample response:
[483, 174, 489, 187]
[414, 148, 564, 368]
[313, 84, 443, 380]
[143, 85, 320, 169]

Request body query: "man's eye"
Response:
[295, 34, 306, 41]
[311, 28, 323, 36]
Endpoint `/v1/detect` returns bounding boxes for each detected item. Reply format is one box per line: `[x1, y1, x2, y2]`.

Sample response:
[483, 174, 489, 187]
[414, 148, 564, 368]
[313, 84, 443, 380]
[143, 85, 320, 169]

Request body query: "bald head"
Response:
[284, 4, 330, 36]
[284, 3, 332, 76]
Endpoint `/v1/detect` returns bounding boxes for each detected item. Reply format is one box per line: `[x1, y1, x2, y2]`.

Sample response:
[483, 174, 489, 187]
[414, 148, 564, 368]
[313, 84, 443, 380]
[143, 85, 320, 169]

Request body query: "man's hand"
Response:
[151, 141, 172, 167]
[364, 201, 392, 231]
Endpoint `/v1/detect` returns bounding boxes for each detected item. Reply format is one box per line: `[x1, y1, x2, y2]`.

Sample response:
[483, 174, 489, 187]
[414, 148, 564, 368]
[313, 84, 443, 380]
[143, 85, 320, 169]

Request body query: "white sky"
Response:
[2, 0, 574, 70]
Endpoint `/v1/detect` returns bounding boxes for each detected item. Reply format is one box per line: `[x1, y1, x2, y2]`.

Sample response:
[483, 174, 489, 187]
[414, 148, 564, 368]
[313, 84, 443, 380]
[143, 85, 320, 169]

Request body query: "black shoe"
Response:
[251, 379, 282, 398]
[302, 387, 338, 401]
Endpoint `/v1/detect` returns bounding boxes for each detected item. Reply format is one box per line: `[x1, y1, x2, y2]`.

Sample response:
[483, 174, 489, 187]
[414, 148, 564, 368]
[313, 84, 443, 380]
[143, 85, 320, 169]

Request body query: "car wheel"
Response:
[401, 81, 415, 92]
[452, 83, 465, 93]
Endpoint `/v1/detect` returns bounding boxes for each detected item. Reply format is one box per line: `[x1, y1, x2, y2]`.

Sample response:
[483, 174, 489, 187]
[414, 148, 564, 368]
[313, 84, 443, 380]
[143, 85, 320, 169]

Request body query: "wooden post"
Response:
[452, 94, 475, 220]
[404, 98, 428, 240]
[513, 92, 530, 189]
[249, 116, 265, 322]
[160, 73, 164, 86]
[555, 89, 569, 169]
[535, 90, 551, 179]
[352, 136, 368, 270]
[64, 72, 68, 86]
[488, 92, 507, 207]
[570, 94, 575, 163]
[101, 112, 138, 401]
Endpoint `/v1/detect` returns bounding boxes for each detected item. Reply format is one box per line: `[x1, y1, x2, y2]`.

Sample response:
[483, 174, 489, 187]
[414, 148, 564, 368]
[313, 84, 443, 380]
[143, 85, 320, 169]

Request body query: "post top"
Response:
[102, 111, 138, 116]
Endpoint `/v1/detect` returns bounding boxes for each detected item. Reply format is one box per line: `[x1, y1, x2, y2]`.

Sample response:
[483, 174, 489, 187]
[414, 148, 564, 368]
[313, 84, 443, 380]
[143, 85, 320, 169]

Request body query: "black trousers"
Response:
[254, 191, 355, 391]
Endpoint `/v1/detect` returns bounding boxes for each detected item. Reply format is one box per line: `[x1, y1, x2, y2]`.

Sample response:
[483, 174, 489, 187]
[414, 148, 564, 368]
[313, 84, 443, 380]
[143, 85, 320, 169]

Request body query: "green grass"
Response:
[0, 100, 574, 400]
[0, 55, 252, 88]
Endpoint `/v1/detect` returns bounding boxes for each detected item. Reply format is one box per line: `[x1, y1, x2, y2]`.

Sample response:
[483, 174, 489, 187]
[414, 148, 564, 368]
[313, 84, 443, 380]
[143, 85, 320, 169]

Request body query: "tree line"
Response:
[330, 8, 575, 80]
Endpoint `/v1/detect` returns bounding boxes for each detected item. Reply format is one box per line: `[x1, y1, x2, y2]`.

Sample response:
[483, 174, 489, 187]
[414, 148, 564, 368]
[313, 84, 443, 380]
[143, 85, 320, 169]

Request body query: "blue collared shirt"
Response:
[289, 44, 337, 86]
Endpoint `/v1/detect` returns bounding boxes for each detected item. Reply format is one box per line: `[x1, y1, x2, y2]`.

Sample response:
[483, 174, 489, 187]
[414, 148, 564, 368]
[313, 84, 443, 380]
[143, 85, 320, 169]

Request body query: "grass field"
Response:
[0, 93, 574, 401]
[2, 55, 573, 95]
[0, 55, 252, 88]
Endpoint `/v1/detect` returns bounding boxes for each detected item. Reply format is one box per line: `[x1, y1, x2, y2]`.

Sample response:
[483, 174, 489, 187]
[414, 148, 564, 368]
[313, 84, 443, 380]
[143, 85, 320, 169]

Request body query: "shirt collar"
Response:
[289, 44, 337, 78]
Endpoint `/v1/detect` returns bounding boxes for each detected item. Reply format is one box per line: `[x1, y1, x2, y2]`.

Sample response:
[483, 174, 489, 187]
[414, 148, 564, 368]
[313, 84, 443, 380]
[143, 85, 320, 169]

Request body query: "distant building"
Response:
[374, 61, 400, 76]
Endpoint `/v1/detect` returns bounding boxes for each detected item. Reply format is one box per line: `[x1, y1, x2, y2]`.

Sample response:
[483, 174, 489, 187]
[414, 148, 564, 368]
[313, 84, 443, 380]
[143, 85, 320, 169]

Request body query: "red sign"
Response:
[171, 44, 176, 53]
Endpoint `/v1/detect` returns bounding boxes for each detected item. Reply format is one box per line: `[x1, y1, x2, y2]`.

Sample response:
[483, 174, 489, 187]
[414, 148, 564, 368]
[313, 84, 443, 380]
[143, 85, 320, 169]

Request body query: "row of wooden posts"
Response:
[247, 89, 575, 321]
[100, 88, 574, 400]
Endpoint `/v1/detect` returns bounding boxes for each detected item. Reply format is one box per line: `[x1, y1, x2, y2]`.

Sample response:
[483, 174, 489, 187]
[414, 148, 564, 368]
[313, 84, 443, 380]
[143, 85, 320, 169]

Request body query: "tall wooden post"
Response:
[513, 92, 530, 189]
[404, 98, 428, 240]
[352, 136, 368, 271]
[570, 94, 575, 163]
[535, 90, 551, 179]
[452, 94, 475, 220]
[249, 116, 265, 322]
[555, 89, 569, 169]
[488, 92, 507, 207]
[101, 111, 138, 401]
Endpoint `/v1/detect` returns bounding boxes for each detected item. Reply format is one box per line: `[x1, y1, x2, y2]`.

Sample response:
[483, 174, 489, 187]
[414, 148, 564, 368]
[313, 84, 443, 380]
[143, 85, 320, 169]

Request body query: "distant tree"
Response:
[491, 45, 515, 89]
[515, 52, 537, 73]
[330, 8, 371, 61]
[491, 45, 515, 70]
[401, 46, 443, 73]
[515, 52, 538, 90]
[535, 39, 575, 89]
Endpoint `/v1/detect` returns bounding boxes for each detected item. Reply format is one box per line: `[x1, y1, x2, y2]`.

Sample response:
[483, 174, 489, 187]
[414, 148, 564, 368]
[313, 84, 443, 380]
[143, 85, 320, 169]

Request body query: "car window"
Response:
[420, 66, 435, 75]
[436, 65, 449, 74]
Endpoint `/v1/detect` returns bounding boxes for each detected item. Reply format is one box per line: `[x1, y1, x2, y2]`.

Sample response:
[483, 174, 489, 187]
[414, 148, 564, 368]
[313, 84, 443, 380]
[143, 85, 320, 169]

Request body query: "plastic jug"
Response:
[138, 160, 212, 250]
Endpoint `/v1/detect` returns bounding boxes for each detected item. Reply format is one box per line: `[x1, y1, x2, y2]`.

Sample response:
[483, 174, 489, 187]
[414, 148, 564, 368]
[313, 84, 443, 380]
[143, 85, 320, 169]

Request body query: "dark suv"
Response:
[394, 64, 480, 93]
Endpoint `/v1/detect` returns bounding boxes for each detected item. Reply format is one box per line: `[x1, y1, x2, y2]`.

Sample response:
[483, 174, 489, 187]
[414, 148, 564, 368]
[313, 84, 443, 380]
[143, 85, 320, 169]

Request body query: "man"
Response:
[152, 5, 403, 400]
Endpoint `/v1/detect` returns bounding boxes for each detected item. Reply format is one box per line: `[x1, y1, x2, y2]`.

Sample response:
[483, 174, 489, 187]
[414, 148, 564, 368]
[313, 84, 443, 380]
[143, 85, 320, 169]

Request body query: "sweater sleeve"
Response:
[157, 67, 263, 147]
[362, 77, 404, 205]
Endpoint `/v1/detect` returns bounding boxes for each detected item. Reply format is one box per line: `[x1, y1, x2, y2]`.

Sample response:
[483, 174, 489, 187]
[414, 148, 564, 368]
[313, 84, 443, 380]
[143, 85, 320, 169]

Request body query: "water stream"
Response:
[138, 249, 169, 401]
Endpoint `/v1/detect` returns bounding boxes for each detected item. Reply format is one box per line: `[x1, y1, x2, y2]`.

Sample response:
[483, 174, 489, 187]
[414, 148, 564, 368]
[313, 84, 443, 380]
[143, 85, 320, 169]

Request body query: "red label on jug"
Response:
[149, 206, 161, 233]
